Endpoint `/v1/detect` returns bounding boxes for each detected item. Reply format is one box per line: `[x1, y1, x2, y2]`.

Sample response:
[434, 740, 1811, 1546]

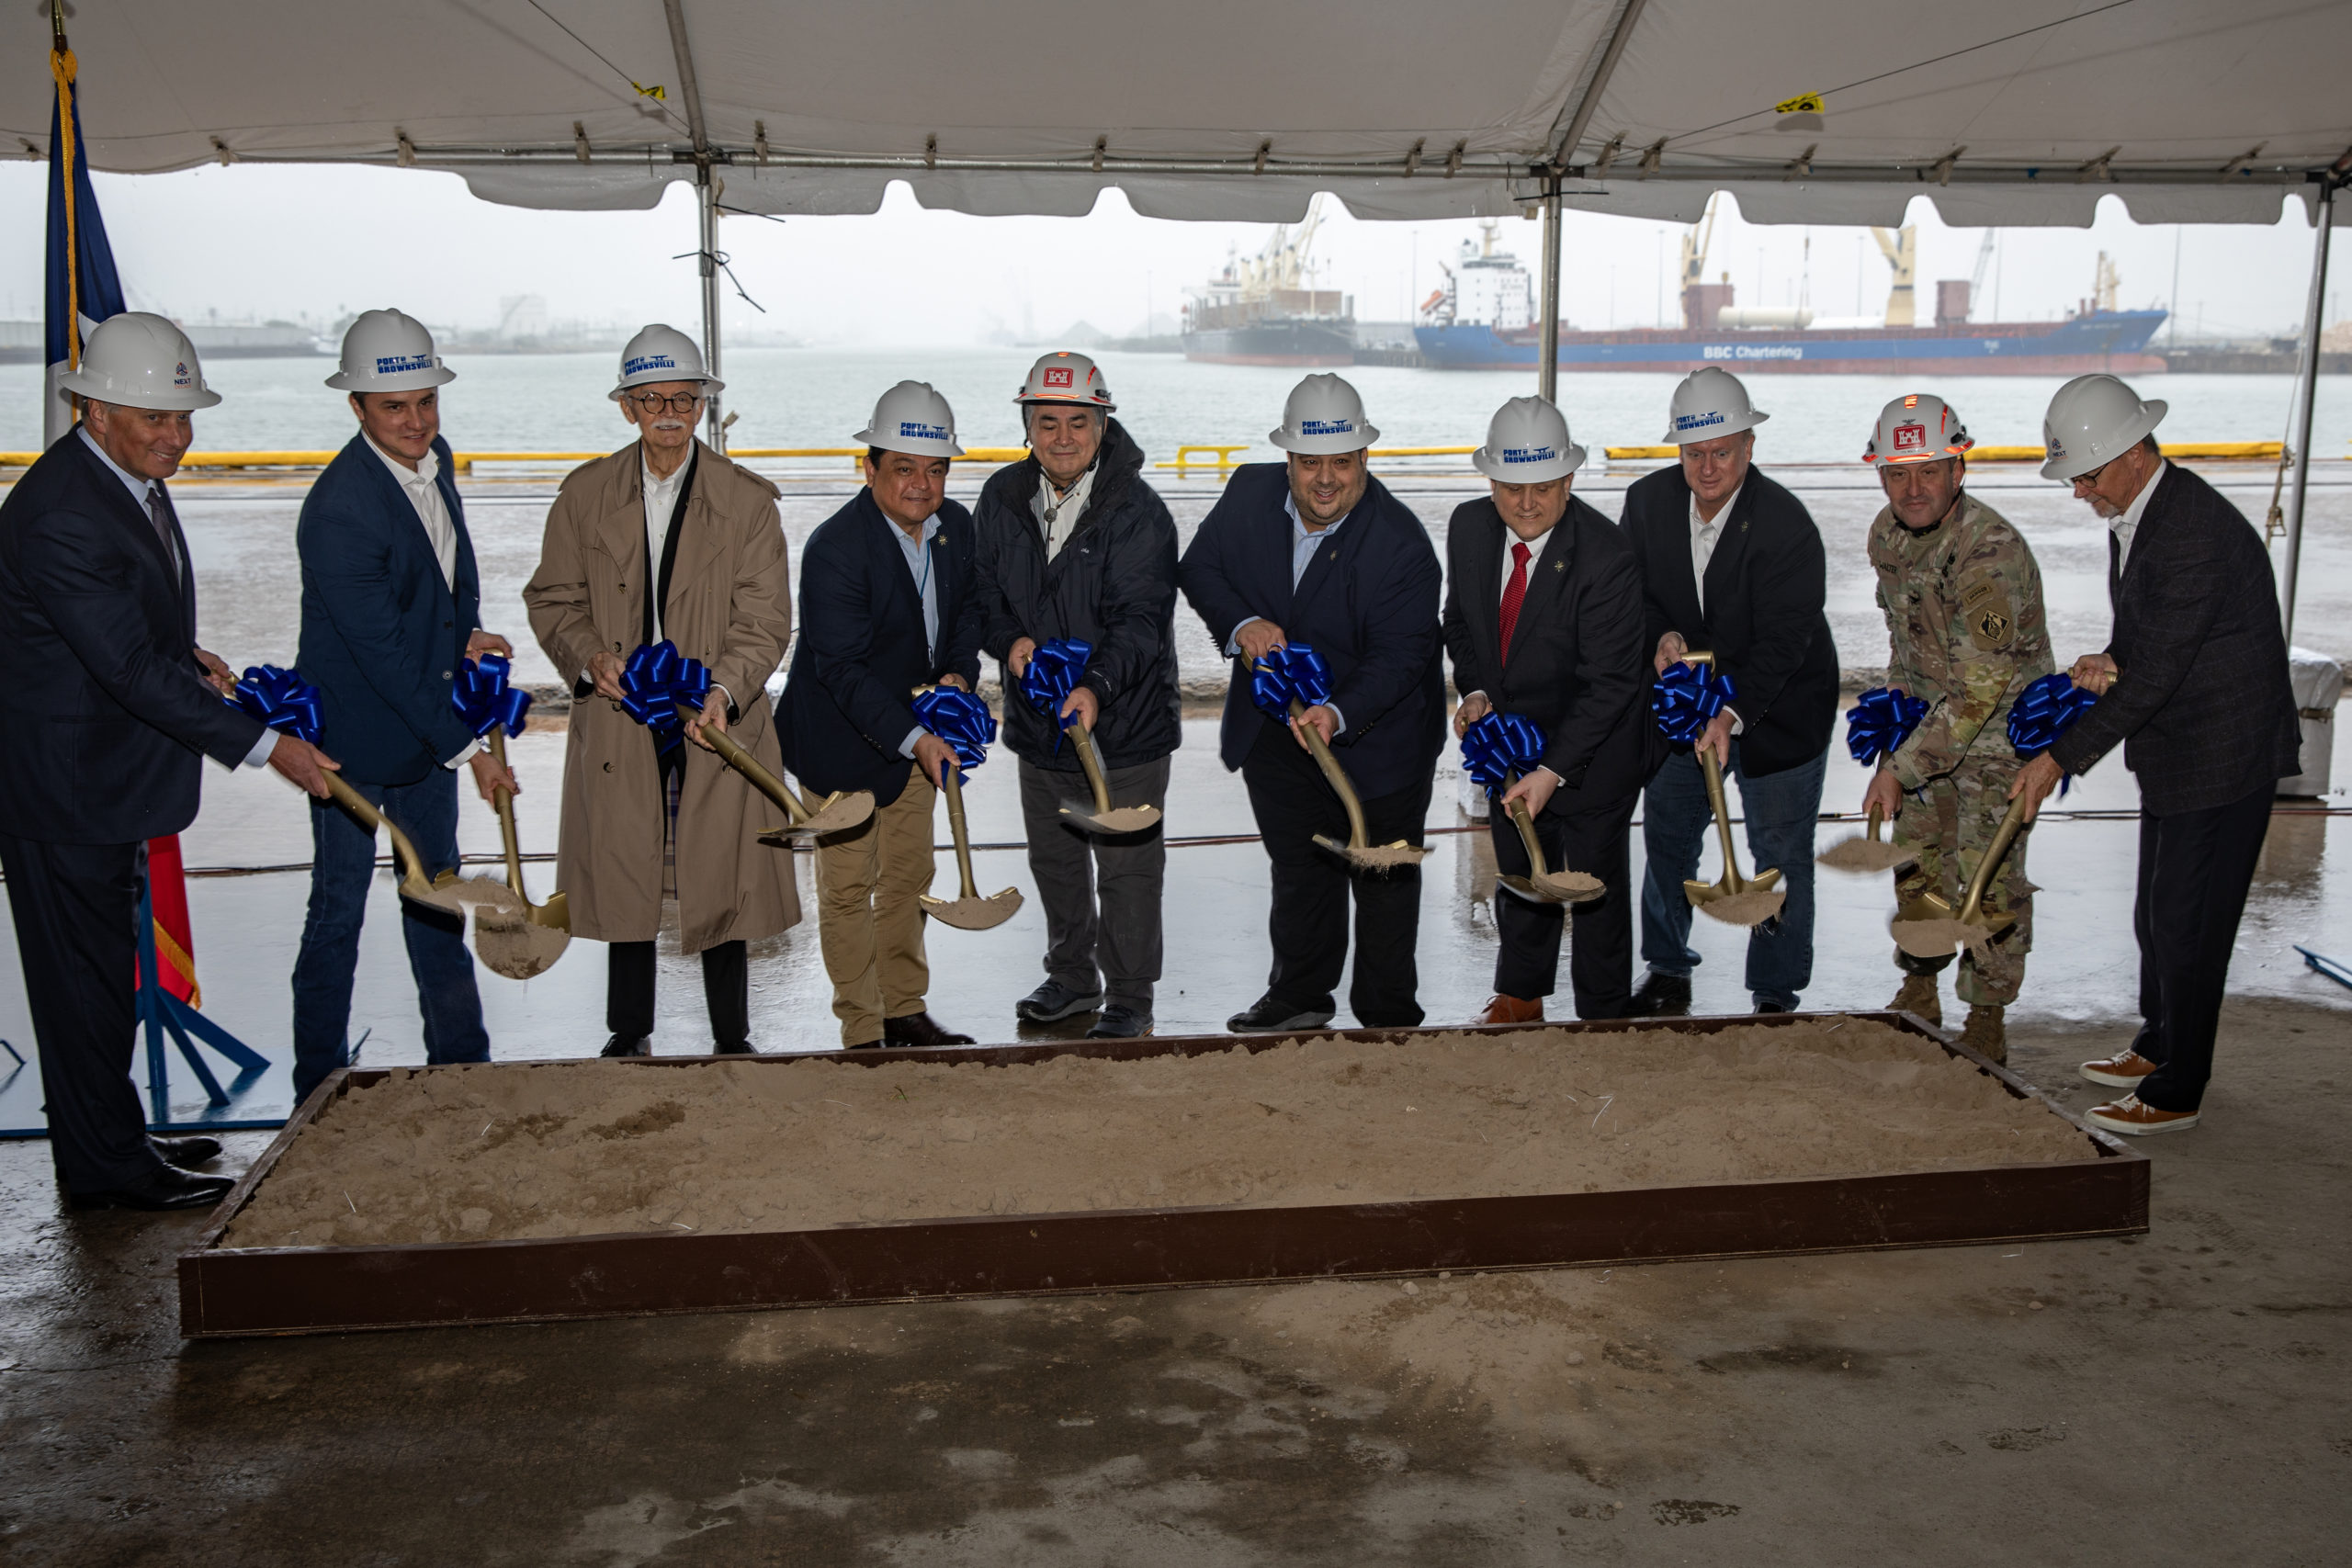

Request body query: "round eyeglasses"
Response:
[627, 390, 706, 415]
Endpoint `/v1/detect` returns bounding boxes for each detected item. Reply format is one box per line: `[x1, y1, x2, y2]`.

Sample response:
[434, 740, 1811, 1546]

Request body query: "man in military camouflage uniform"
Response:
[1858, 394, 2053, 1062]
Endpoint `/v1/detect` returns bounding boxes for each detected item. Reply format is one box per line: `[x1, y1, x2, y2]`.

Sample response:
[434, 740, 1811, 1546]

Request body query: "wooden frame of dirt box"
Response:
[177, 1010, 2149, 1338]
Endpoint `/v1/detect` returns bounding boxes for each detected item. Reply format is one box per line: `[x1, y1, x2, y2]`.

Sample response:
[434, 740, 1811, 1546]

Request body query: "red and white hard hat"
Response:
[1015, 350, 1115, 411]
[1863, 393, 1973, 466]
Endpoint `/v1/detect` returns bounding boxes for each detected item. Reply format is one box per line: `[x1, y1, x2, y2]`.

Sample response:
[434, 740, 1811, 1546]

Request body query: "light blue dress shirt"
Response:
[888, 510, 944, 759]
[1227, 490, 1347, 733]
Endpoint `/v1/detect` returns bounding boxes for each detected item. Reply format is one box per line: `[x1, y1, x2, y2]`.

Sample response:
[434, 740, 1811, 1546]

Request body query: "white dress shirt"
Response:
[1225, 491, 1351, 733]
[1689, 483, 1746, 735]
[1033, 461, 1098, 561]
[78, 427, 278, 769]
[1463, 522, 1561, 784]
[2109, 458, 2166, 574]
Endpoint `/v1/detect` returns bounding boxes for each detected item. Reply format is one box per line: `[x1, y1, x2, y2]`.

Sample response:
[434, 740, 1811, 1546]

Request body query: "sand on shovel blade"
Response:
[473, 908, 571, 979]
[1695, 889, 1786, 927]
[1816, 836, 1913, 873]
[1533, 870, 1606, 903]
[1060, 804, 1162, 834]
[1324, 841, 1430, 873]
[1892, 917, 1994, 963]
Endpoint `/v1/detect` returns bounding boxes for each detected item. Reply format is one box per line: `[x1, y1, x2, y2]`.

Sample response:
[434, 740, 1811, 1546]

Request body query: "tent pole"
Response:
[698, 175, 725, 452]
[1539, 175, 1563, 403]
[2278, 175, 2337, 646]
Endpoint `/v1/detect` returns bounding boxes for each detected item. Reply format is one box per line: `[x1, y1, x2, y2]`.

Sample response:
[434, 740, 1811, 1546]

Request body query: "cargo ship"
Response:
[1415, 212, 2166, 376]
[1182, 197, 1356, 366]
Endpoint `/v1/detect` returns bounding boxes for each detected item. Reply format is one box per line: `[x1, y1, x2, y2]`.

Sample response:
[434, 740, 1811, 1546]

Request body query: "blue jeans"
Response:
[1639, 741, 1827, 1010]
[291, 769, 487, 1103]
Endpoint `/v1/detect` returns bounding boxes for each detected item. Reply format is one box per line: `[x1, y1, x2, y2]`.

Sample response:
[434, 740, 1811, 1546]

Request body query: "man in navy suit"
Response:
[0, 315, 336, 1208]
[779, 382, 983, 1049]
[290, 310, 515, 1102]
[1180, 375, 1445, 1032]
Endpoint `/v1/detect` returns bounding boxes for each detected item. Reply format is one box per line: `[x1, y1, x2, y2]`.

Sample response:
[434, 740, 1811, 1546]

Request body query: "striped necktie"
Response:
[1499, 540, 1532, 661]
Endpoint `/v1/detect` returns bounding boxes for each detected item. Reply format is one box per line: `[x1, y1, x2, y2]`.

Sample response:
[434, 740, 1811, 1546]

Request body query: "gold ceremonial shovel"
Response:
[1816, 802, 1912, 873]
[676, 704, 875, 843]
[464, 728, 571, 980]
[321, 775, 470, 916]
[1290, 699, 1430, 873]
[1057, 720, 1162, 836]
[1495, 773, 1604, 906]
[1678, 654, 1784, 928]
[1890, 797, 2027, 964]
[919, 762, 1023, 931]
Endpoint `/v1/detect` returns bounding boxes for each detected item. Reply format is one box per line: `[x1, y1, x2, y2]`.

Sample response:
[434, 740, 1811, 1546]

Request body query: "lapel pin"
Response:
[1553, 560, 1565, 572]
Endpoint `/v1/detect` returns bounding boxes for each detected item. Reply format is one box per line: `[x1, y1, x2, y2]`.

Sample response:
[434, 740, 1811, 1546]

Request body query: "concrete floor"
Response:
[2, 995, 2346, 1565]
[3, 460, 2349, 1562]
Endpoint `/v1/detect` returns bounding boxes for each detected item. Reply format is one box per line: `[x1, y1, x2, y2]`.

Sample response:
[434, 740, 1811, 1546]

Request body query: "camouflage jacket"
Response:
[1868, 490, 2054, 791]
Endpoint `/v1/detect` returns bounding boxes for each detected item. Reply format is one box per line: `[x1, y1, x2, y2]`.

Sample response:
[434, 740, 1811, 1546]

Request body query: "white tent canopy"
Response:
[7, 0, 2348, 227]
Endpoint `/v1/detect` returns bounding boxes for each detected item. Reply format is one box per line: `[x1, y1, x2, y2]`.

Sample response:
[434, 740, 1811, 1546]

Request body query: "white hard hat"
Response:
[854, 380, 964, 458]
[324, 308, 455, 393]
[1863, 393, 1973, 466]
[57, 312, 220, 411]
[1662, 367, 1769, 445]
[1269, 372, 1378, 455]
[1472, 396, 1586, 484]
[611, 322, 722, 400]
[1016, 350, 1114, 411]
[2040, 373, 2165, 481]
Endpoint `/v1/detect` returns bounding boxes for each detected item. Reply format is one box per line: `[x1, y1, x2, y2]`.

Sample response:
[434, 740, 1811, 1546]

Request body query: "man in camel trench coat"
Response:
[524, 327, 798, 1055]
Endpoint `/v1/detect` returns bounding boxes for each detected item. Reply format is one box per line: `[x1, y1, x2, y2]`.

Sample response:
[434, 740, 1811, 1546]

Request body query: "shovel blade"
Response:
[1497, 874, 1566, 906]
[1058, 803, 1163, 836]
[1695, 888, 1786, 928]
[1315, 834, 1430, 873]
[919, 888, 1024, 931]
[398, 868, 472, 917]
[472, 906, 571, 979]
[528, 889, 571, 932]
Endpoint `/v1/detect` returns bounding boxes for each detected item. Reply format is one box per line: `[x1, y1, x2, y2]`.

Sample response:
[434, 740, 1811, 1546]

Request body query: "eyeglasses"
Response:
[627, 390, 705, 414]
[2070, 457, 2118, 491]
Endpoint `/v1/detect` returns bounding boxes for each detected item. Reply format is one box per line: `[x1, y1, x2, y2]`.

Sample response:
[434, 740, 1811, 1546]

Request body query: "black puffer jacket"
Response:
[973, 418, 1182, 771]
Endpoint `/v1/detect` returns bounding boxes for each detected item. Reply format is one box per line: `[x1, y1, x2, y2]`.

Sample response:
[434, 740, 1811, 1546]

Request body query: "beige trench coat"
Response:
[523, 440, 799, 953]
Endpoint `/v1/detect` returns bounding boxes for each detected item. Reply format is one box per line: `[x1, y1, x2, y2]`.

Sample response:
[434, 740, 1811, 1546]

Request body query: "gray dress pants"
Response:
[1016, 753, 1170, 1009]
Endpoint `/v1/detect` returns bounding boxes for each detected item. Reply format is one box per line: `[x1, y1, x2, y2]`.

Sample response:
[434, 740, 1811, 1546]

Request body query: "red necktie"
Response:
[1499, 540, 1532, 662]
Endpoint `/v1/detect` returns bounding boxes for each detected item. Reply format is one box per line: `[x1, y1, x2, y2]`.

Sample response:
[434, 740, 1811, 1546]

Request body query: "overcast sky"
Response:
[0, 161, 2336, 344]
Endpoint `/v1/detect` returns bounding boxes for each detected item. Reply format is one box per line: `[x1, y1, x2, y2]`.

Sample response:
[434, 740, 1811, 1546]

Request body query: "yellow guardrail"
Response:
[1154, 444, 1253, 472]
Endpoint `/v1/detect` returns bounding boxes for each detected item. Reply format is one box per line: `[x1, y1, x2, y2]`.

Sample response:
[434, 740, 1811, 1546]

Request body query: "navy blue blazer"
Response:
[779, 489, 984, 807]
[295, 433, 483, 786]
[0, 431, 264, 843]
[1178, 464, 1444, 799]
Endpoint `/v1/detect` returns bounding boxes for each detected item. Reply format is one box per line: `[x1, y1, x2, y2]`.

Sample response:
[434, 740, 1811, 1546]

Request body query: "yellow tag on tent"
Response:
[633, 81, 667, 101]
[1774, 92, 1826, 116]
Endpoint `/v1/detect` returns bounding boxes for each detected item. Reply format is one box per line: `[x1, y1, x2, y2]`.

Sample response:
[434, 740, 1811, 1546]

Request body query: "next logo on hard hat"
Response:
[58, 312, 221, 411]
[2038, 372, 2165, 481]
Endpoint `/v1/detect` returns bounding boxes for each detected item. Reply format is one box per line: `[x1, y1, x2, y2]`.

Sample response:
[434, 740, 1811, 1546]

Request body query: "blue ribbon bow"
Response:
[1653, 660, 1737, 746]
[452, 652, 532, 740]
[1250, 645, 1334, 720]
[226, 663, 322, 746]
[1846, 685, 1929, 766]
[619, 640, 713, 752]
[1020, 637, 1092, 753]
[912, 686, 997, 782]
[2007, 671, 2098, 795]
[1461, 711, 1549, 798]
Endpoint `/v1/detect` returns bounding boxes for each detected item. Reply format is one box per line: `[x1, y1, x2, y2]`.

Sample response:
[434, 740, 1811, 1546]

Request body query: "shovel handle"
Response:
[1955, 795, 2030, 927]
[488, 729, 526, 896]
[686, 705, 814, 825]
[1288, 698, 1369, 850]
[1680, 651, 1749, 894]
[938, 765, 980, 900]
[1866, 800, 1884, 844]
[1066, 720, 1115, 814]
[321, 773, 433, 890]
[1502, 773, 1552, 879]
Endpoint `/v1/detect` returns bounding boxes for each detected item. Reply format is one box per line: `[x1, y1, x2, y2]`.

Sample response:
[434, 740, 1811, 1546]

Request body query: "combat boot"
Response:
[1889, 974, 1942, 1030]
[1959, 1004, 2007, 1065]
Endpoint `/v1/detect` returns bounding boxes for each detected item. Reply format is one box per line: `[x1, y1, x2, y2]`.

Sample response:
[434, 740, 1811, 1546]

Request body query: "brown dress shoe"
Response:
[2080, 1047, 2159, 1090]
[883, 1011, 976, 1048]
[2084, 1094, 2199, 1136]
[1472, 994, 1544, 1026]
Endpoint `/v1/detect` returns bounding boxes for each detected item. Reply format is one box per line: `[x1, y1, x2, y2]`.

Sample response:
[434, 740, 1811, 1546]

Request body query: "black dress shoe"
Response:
[712, 1039, 760, 1055]
[152, 1134, 223, 1168]
[1624, 973, 1692, 1018]
[883, 1011, 976, 1047]
[601, 1034, 650, 1057]
[69, 1165, 236, 1212]
[1227, 994, 1336, 1033]
[1754, 999, 1794, 1014]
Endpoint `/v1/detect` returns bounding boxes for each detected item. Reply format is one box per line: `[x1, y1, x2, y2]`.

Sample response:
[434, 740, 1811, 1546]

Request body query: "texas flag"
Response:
[47, 37, 200, 1008]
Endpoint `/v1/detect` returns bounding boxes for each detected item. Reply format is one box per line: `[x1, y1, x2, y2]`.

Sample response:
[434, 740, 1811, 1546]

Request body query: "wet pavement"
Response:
[2, 460, 2349, 1563]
